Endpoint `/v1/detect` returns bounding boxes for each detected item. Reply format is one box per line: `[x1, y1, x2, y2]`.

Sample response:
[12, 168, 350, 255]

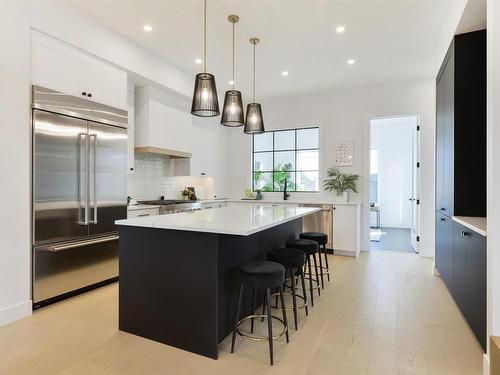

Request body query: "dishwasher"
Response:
[299, 204, 333, 251]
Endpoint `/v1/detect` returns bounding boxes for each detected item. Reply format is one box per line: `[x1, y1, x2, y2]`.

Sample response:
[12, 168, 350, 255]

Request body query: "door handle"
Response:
[90, 134, 98, 224]
[77, 133, 89, 225]
[440, 218, 445, 222]
[36, 235, 119, 252]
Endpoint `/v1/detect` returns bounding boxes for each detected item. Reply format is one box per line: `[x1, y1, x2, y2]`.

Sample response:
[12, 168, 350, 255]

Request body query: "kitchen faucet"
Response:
[283, 178, 290, 200]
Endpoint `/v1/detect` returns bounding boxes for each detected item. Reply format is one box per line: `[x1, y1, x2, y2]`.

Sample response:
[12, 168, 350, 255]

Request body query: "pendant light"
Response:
[191, 0, 220, 117]
[221, 15, 244, 127]
[244, 38, 265, 134]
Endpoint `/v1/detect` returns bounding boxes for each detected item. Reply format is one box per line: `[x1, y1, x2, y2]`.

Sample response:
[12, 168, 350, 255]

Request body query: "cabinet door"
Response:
[127, 90, 135, 174]
[436, 75, 445, 213]
[85, 62, 127, 110]
[435, 212, 453, 292]
[332, 205, 356, 252]
[465, 231, 486, 351]
[32, 43, 86, 98]
[442, 54, 455, 216]
[452, 223, 467, 314]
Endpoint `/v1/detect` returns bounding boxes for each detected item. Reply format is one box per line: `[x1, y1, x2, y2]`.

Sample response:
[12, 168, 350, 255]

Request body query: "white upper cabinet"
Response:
[85, 61, 127, 110]
[31, 32, 127, 110]
[127, 86, 135, 174]
[32, 43, 86, 98]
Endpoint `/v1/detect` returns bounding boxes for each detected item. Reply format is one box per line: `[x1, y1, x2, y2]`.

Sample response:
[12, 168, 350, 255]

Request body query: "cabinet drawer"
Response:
[127, 208, 160, 218]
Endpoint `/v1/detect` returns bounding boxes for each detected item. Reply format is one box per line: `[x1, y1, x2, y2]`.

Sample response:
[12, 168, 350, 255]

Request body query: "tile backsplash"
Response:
[128, 153, 213, 200]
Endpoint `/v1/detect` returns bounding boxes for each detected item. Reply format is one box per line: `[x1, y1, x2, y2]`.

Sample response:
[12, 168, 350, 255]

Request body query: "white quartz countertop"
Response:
[226, 199, 361, 206]
[115, 204, 320, 236]
[452, 216, 487, 236]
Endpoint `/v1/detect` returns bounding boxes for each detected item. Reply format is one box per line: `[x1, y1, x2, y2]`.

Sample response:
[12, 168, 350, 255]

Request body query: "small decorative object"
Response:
[244, 188, 256, 199]
[186, 187, 197, 201]
[333, 141, 354, 166]
[323, 167, 360, 202]
[256, 189, 263, 200]
[181, 189, 191, 200]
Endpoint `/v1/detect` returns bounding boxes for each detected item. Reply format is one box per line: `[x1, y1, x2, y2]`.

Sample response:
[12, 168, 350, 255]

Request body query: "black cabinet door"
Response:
[435, 212, 453, 292]
[436, 75, 445, 213]
[442, 53, 455, 216]
[465, 230, 486, 352]
[452, 223, 467, 313]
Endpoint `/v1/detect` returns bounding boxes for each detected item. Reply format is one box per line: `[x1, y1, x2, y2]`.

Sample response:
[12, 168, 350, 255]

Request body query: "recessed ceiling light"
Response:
[229, 80, 234, 85]
[195, 58, 203, 64]
[143, 24, 153, 32]
[281, 71, 289, 76]
[347, 59, 355, 65]
[336, 25, 346, 33]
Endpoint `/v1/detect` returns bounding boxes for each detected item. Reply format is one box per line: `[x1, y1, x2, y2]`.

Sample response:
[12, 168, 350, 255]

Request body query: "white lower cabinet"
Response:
[332, 204, 361, 257]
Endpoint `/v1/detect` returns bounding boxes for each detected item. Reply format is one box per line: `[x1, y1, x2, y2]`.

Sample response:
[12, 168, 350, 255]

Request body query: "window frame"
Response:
[252, 126, 320, 193]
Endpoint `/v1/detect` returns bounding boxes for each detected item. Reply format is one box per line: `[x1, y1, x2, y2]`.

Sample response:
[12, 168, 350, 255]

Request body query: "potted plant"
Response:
[323, 167, 360, 202]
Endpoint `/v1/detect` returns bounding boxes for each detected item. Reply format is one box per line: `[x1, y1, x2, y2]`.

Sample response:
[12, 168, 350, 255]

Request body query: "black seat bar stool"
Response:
[268, 248, 308, 330]
[231, 260, 289, 366]
[286, 238, 321, 306]
[300, 232, 330, 289]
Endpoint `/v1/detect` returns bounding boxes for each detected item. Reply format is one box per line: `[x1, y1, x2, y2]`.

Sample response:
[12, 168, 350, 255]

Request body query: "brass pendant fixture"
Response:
[191, 0, 220, 117]
[221, 15, 244, 127]
[244, 37, 265, 134]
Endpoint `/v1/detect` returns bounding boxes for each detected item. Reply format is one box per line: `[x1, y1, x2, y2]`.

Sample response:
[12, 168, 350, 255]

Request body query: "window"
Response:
[253, 127, 319, 192]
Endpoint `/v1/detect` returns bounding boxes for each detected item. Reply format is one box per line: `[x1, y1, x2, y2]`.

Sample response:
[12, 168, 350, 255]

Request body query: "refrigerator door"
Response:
[33, 110, 90, 245]
[88, 121, 127, 236]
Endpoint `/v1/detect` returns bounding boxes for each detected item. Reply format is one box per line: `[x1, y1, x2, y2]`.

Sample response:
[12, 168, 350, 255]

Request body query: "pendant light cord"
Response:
[232, 21, 235, 90]
[253, 42, 256, 103]
[204, 0, 207, 73]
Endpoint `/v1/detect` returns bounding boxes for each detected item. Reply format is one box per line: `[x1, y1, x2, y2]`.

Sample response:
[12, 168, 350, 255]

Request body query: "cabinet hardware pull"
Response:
[440, 218, 445, 222]
[82, 91, 87, 96]
[138, 213, 150, 217]
[87, 93, 92, 98]
[463, 231, 470, 236]
[440, 207, 446, 211]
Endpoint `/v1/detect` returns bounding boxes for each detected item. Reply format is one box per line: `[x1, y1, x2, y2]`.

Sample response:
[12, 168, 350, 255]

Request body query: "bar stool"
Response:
[286, 238, 321, 306]
[300, 232, 330, 288]
[268, 248, 308, 330]
[231, 260, 289, 366]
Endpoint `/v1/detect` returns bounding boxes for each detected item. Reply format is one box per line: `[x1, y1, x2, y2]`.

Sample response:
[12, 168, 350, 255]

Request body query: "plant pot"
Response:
[336, 191, 348, 203]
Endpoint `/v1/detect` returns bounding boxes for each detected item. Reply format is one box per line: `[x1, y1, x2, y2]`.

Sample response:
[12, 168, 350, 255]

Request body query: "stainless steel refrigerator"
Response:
[32, 85, 127, 308]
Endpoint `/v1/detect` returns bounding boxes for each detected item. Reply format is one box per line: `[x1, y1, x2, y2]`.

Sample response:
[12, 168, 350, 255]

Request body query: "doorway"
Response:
[369, 115, 420, 253]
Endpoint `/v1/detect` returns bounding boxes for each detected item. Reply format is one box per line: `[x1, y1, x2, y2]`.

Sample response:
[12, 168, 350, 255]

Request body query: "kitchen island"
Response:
[115, 204, 319, 359]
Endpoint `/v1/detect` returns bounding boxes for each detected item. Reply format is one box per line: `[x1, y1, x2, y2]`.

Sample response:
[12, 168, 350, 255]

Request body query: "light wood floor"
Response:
[0, 251, 484, 375]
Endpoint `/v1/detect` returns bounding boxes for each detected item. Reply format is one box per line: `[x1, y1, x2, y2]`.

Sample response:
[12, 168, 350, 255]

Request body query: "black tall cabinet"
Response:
[435, 29, 487, 352]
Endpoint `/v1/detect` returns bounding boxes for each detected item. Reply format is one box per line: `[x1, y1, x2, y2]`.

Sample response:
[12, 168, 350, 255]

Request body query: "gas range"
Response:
[139, 199, 203, 215]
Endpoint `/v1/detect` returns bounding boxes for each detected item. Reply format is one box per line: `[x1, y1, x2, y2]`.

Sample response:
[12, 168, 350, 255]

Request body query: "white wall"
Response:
[228, 79, 436, 257]
[0, 1, 33, 325]
[487, 0, 500, 366]
[0, 0, 195, 325]
[370, 116, 416, 228]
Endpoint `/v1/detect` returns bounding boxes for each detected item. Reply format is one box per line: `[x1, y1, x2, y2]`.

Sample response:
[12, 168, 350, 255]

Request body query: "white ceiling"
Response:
[65, 0, 468, 99]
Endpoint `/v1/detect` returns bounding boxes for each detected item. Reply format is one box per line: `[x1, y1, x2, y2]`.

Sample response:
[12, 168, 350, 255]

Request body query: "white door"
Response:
[410, 119, 421, 252]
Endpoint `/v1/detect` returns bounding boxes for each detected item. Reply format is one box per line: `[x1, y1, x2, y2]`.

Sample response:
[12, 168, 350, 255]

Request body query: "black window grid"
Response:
[252, 127, 319, 192]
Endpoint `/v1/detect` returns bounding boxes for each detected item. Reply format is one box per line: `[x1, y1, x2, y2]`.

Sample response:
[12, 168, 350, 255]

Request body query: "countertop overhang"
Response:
[116, 204, 320, 236]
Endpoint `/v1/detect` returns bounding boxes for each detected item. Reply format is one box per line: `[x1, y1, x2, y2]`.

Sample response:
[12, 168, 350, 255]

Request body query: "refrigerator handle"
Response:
[78, 133, 89, 225]
[90, 134, 98, 224]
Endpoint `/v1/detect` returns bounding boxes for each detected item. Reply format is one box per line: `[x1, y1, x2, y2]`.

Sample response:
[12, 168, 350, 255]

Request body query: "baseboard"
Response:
[484, 353, 490, 375]
[334, 249, 358, 257]
[0, 300, 32, 326]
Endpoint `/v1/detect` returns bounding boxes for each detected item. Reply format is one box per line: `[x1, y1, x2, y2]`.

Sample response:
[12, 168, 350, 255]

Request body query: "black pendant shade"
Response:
[244, 103, 264, 134]
[191, 73, 220, 117]
[221, 90, 244, 126]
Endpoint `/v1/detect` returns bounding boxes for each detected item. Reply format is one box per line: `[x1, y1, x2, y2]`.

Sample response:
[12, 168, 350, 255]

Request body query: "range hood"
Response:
[134, 146, 191, 159]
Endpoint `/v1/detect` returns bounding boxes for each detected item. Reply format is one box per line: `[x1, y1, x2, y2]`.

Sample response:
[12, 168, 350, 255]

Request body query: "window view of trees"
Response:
[252, 128, 319, 192]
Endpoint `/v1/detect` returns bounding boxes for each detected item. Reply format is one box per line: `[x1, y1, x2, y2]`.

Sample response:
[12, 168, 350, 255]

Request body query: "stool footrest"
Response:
[270, 291, 308, 311]
[236, 315, 288, 341]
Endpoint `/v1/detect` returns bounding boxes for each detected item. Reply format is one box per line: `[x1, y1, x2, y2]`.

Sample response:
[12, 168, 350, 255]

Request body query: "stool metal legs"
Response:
[322, 244, 330, 282]
[232, 285, 289, 366]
